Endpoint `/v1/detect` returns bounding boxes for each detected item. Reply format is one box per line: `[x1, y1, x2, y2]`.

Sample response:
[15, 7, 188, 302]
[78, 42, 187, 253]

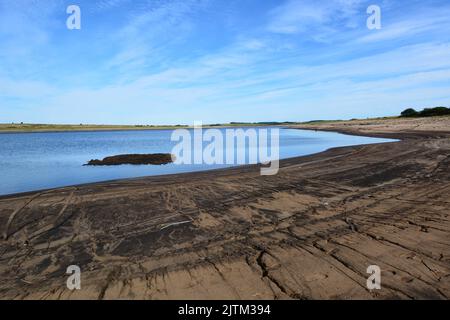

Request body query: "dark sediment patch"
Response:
[85, 153, 174, 166]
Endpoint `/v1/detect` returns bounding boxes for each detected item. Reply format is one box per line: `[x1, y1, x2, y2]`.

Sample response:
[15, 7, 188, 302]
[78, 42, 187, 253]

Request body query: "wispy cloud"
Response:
[22, 41, 450, 123]
[267, 0, 364, 36]
[104, 0, 211, 72]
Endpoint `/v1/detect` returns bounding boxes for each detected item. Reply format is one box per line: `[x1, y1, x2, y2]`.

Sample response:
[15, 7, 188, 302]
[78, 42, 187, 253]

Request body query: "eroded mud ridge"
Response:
[85, 153, 174, 166]
[0, 124, 449, 299]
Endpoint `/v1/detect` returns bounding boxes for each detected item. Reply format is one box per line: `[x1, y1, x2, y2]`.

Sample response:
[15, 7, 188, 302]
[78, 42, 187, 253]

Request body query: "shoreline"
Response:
[0, 123, 286, 134]
[1, 117, 449, 299]
[0, 128, 398, 200]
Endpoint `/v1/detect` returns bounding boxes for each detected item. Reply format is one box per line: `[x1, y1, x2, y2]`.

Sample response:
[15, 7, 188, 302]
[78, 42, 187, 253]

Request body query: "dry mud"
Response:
[0, 117, 449, 299]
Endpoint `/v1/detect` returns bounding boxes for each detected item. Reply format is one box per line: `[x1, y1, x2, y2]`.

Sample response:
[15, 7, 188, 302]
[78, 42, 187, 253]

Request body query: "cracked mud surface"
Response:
[1, 118, 449, 299]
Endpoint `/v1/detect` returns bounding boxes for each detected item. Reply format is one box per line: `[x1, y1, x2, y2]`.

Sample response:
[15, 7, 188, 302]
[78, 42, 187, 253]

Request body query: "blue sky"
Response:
[1, 0, 450, 124]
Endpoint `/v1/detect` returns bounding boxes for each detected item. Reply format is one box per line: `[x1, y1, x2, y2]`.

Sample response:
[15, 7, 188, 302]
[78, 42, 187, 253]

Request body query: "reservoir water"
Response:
[0, 128, 395, 196]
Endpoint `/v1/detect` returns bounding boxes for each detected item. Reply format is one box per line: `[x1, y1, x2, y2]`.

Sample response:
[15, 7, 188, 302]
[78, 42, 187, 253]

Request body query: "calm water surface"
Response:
[0, 128, 395, 196]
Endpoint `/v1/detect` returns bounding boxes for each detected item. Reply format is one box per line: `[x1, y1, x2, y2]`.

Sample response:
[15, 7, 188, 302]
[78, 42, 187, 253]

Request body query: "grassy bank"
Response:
[3, 115, 447, 133]
[0, 122, 295, 133]
[0, 123, 190, 133]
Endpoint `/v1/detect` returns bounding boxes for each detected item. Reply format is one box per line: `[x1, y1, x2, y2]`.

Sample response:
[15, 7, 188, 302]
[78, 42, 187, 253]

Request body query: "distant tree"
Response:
[401, 106, 450, 118]
[419, 107, 450, 117]
[400, 108, 419, 117]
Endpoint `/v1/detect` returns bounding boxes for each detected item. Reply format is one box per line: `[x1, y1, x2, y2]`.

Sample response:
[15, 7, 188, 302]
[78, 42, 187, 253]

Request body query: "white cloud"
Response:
[22, 41, 450, 123]
[0, 78, 56, 99]
[267, 0, 364, 35]
[105, 0, 210, 72]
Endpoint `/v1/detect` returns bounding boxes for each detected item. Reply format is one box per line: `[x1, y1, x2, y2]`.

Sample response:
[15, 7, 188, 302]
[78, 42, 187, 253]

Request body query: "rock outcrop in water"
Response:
[85, 153, 175, 166]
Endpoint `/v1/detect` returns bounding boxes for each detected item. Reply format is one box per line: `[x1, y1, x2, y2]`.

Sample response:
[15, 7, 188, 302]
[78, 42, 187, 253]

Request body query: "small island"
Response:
[85, 153, 175, 166]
